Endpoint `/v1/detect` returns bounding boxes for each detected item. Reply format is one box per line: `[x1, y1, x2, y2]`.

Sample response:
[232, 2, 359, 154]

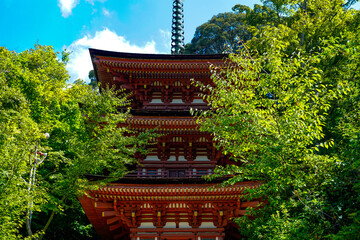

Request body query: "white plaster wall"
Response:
[192, 99, 205, 104]
[178, 222, 192, 228]
[168, 156, 176, 161]
[144, 155, 160, 161]
[194, 156, 210, 161]
[199, 222, 216, 228]
[138, 222, 155, 228]
[171, 99, 184, 103]
[163, 222, 177, 228]
[150, 99, 162, 103]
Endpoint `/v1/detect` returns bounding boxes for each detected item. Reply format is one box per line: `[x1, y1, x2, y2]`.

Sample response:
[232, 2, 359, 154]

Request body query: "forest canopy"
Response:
[1, 0, 360, 239]
[192, 0, 360, 239]
[0, 45, 147, 239]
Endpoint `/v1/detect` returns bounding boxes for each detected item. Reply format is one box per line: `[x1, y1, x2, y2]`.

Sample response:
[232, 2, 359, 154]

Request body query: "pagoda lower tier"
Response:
[79, 181, 261, 240]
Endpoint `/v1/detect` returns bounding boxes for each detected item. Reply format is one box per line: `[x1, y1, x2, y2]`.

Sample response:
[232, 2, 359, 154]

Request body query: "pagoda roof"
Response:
[90, 48, 227, 81]
[85, 174, 229, 184]
[93, 181, 261, 200]
[90, 48, 228, 113]
[89, 48, 227, 60]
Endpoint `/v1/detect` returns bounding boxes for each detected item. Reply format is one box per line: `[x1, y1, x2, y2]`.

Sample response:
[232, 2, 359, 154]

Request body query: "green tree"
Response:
[88, 69, 97, 90]
[0, 45, 146, 239]
[185, 2, 287, 54]
[195, 0, 360, 239]
[0, 48, 39, 238]
[185, 11, 251, 54]
[186, 1, 358, 55]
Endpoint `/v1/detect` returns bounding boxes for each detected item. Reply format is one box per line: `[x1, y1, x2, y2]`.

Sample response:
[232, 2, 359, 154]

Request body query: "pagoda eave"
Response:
[79, 182, 261, 239]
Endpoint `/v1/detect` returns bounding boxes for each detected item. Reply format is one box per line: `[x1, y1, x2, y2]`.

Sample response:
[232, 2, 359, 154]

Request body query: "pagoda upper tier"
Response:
[90, 49, 226, 113]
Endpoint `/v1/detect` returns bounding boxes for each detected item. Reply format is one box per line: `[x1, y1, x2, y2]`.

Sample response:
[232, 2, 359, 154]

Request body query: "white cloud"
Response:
[58, 0, 79, 18]
[65, 28, 158, 82]
[159, 29, 172, 53]
[58, 0, 107, 17]
[102, 7, 110, 16]
[86, 0, 107, 5]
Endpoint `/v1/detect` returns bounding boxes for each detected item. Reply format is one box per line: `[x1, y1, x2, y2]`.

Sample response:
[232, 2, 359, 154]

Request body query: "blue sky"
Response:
[1, 0, 358, 82]
[1, 0, 264, 81]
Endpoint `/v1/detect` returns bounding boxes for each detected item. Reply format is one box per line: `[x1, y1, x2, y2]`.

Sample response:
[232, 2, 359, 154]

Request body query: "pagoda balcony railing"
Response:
[138, 160, 217, 167]
[141, 104, 209, 111]
[125, 169, 213, 179]
[130, 227, 225, 240]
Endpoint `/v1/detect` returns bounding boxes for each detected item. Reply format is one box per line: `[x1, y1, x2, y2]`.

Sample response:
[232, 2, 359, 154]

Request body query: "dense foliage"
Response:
[195, 0, 360, 239]
[0, 45, 145, 239]
[184, 11, 251, 54]
[184, 2, 284, 54]
[186, 0, 359, 55]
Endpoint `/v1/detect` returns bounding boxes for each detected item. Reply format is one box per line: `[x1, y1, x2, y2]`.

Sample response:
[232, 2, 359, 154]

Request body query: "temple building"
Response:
[78, 1, 260, 239]
[79, 49, 260, 240]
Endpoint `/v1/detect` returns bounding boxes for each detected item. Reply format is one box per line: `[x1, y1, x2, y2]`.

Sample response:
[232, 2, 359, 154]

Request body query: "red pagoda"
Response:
[79, 1, 260, 239]
[79, 49, 260, 240]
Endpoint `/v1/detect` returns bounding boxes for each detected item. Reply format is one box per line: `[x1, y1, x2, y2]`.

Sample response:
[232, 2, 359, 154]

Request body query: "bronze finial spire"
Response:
[171, 0, 185, 54]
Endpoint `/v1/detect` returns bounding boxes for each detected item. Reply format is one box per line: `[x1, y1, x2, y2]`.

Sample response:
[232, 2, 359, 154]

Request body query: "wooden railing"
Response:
[125, 169, 213, 179]
[129, 227, 225, 240]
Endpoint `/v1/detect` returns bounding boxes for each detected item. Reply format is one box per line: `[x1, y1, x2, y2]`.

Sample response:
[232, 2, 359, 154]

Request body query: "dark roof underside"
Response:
[85, 174, 229, 184]
[89, 48, 227, 60]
